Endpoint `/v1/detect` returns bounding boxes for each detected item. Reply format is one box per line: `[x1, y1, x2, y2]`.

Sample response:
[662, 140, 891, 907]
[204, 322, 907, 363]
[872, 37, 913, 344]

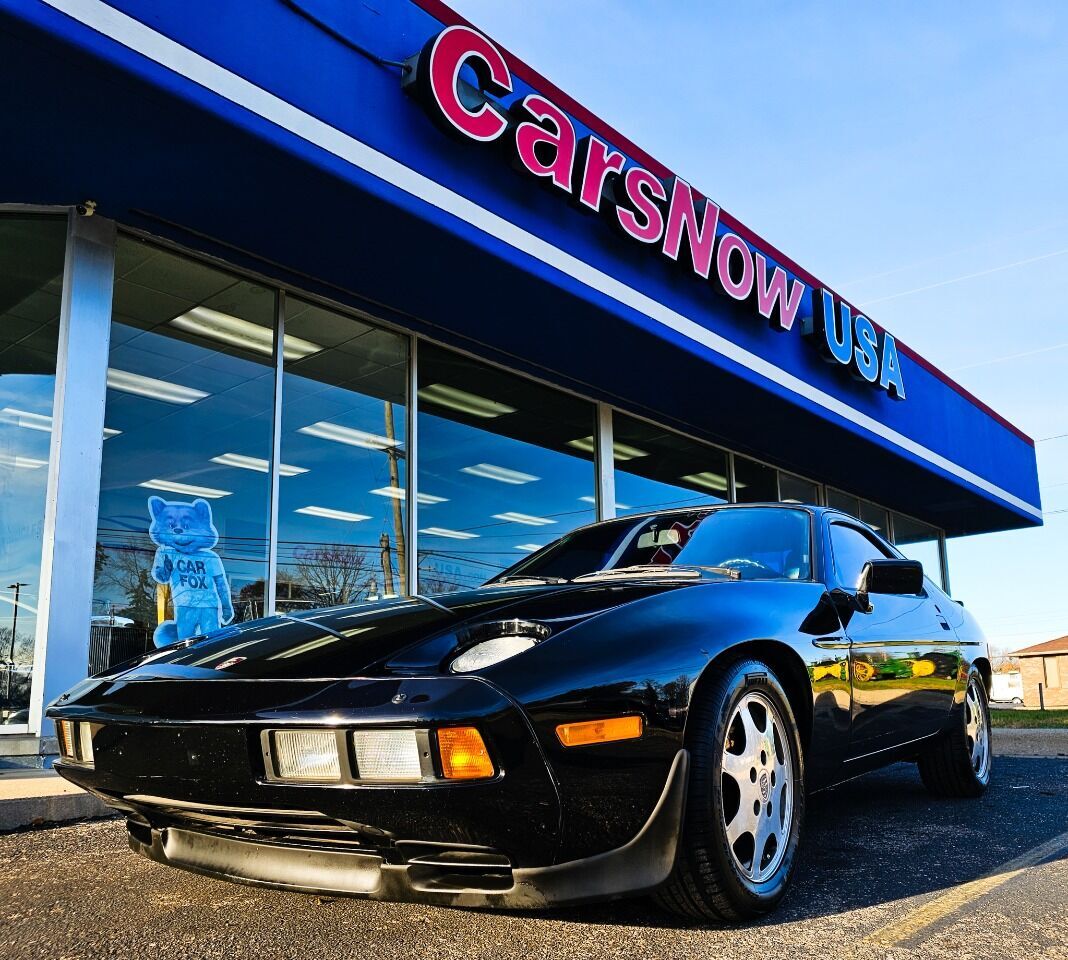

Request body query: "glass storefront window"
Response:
[778, 472, 820, 505]
[891, 512, 944, 588]
[93, 239, 275, 660]
[0, 216, 66, 725]
[734, 456, 779, 503]
[826, 488, 890, 536]
[417, 345, 595, 593]
[612, 413, 729, 515]
[276, 297, 408, 608]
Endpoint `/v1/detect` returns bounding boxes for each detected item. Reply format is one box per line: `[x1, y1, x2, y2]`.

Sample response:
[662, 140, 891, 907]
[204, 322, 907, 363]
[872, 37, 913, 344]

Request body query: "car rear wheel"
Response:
[656, 657, 805, 923]
[918, 668, 992, 798]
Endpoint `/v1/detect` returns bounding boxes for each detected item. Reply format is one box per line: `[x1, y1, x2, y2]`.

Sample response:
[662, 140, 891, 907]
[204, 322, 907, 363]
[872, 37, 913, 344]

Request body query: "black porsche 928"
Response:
[51, 504, 993, 922]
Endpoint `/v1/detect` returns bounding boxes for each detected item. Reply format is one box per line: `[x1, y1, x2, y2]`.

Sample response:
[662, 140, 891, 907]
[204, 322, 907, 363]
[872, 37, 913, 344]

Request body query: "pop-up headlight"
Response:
[449, 620, 549, 673]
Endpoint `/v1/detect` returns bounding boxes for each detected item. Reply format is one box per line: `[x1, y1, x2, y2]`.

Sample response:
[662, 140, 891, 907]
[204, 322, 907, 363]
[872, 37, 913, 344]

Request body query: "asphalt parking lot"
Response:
[1, 757, 1065, 960]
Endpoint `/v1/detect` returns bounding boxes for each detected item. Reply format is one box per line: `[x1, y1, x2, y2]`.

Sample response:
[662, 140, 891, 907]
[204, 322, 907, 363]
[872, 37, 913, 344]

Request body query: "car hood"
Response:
[95, 579, 703, 683]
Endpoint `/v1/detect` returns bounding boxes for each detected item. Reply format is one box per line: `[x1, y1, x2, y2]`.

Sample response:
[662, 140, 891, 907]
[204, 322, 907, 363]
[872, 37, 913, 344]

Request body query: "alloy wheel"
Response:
[721, 690, 794, 883]
[965, 678, 991, 781]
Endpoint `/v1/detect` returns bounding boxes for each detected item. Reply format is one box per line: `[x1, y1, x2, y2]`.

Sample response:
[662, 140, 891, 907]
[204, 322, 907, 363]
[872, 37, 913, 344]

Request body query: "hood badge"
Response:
[214, 656, 247, 670]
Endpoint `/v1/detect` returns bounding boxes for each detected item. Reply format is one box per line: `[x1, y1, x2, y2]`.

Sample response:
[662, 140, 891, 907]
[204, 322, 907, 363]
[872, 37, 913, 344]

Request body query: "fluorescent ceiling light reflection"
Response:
[1, 407, 121, 439]
[492, 512, 554, 526]
[566, 437, 648, 460]
[139, 479, 232, 498]
[0, 453, 48, 470]
[578, 495, 631, 510]
[515, 543, 544, 552]
[171, 306, 322, 361]
[680, 471, 729, 492]
[211, 453, 307, 476]
[460, 463, 539, 485]
[418, 527, 479, 540]
[418, 383, 516, 419]
[298, 421, 400, 450]
[0, 407, 52, 432]
[107, 368, 209, 405]
[370, 485, 447, 505]
[295, 505, 371, 522]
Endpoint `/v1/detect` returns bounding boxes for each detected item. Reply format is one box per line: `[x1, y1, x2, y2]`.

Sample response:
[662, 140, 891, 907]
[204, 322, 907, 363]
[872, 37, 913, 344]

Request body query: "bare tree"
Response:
[97, 545, 158, 627]
[289, 544, 369, 606]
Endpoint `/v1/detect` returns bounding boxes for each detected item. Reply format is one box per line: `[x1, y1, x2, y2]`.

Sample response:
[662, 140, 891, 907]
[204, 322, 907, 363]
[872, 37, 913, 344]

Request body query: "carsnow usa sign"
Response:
[405, 25, 906, 401]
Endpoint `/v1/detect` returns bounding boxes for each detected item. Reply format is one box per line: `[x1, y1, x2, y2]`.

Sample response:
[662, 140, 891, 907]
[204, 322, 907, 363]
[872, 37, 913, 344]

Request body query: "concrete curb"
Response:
[0, 792, 114, 832]
[993, 727, 1068, 758]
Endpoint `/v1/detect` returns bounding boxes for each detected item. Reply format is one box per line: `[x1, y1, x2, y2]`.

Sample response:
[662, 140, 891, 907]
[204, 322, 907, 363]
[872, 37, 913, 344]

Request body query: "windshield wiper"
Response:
[572, 564, 740, 582]
[490, 575, 570, 586]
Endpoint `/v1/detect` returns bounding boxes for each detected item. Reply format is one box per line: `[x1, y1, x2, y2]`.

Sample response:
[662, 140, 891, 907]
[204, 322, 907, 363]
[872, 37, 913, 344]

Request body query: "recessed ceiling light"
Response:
[1, 407, 121, 440]
[298, 421, 401, 450]
[107, 368, 209, 405]
[418, 383, 516, 419]
[566, 437, 648, 460]
[0, 407, 52, 432]
[295, 505, 371, 522]
[418, 527, 479, 540]
[370, 485, 447, 504]
[680, 471, 729, 492]
[139, 479, 232, 498]
[0, 453, 48, 470]
[514, 543, 544, 552]
[492, 512, 555, 526]
[460, 463, 539, 484]
[211, 453, 307, 476]
[171, 306, 322, 361]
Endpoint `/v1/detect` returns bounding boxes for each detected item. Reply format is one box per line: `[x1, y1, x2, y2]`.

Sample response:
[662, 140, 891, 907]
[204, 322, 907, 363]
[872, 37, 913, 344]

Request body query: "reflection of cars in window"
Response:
[51, 504, 992, 925]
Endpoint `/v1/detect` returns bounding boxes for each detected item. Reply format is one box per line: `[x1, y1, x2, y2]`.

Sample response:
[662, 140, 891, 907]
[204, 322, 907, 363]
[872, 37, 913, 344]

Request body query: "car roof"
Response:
[566, 501, 829, 534]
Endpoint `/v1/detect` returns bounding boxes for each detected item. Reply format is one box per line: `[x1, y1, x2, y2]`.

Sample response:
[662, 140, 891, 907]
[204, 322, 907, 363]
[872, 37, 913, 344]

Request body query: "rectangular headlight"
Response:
[78, 722, 95, 764]
[271, 729, 341, 782]
[57, 720, 96, 765]
[353, 730, 422, 782]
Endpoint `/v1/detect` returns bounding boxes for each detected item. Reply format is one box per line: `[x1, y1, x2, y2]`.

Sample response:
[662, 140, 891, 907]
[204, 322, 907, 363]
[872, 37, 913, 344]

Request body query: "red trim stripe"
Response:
[410, 0, 1033, 446]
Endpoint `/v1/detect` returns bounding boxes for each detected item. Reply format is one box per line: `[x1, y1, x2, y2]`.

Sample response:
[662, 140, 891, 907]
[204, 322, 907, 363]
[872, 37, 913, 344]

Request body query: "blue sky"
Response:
[449, 0, 1068, 654]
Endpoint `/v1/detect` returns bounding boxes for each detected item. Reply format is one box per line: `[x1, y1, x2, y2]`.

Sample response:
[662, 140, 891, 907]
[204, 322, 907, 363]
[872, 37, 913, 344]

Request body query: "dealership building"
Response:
[0, 0, 1041, 764]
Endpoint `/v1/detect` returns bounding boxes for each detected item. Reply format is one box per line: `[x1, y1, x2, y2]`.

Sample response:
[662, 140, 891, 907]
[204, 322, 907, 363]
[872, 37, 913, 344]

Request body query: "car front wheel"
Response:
[656, 657, 805, 923]
[918, 668, 992, 797]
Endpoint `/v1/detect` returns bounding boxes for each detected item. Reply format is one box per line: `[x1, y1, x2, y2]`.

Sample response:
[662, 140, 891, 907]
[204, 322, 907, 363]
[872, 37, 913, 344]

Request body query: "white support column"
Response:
[265, 290, 285, 616]
[594, 403, 616, 521]
[29, 212, 116, 738]
[938, 532, 952, 595]
[406, 337, 419, 593]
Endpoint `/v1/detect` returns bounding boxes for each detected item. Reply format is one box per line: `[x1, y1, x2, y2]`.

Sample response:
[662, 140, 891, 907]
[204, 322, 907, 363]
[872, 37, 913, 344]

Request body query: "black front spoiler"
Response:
[128, 749, 689, 908]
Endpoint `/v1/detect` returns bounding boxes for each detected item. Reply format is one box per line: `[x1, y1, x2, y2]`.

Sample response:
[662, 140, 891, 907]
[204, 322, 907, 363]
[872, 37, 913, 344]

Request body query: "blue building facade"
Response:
[0, 0, 1040, 763]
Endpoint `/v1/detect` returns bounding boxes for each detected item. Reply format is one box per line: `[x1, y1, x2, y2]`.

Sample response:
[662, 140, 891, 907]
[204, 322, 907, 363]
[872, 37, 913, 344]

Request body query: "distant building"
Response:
[1014, 637, 1068, 708]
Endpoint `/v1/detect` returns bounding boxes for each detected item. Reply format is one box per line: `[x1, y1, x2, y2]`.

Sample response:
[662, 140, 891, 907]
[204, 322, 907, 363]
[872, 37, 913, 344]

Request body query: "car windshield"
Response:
[492, 507, 812, 583]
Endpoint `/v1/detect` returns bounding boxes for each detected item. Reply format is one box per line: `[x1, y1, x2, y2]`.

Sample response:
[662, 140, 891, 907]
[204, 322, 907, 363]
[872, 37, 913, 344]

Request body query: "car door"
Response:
[827, 520, 960, 755]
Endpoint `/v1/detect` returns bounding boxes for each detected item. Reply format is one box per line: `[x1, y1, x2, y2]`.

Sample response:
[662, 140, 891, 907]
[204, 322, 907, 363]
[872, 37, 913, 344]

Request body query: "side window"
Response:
[829, 523, 891, 589]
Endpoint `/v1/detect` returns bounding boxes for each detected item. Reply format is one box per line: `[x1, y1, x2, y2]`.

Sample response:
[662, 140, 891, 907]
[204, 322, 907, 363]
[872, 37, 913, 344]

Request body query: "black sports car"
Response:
[50, 504, 993, 922]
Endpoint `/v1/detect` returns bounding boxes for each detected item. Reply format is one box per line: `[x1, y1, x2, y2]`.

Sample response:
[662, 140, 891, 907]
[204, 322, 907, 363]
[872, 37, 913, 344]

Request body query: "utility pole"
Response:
[380, 532, 396, 597]
[6, 582, 27, 710]
[383, 402, 407, 593]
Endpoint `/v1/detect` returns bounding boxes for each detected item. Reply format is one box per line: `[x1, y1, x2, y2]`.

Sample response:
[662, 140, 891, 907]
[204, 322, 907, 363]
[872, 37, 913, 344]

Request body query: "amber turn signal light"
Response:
[437, 726, 495, 780]
[556, 715, 643, 747]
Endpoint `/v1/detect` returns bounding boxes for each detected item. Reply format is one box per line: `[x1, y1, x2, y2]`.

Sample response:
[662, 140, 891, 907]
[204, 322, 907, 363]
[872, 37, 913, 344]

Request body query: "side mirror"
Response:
[856, 559, 924, 610]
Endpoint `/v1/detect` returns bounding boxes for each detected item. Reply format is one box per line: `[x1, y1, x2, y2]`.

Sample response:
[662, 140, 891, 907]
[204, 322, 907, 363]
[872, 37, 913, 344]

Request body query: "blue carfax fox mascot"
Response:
[147, 496, 234, 647]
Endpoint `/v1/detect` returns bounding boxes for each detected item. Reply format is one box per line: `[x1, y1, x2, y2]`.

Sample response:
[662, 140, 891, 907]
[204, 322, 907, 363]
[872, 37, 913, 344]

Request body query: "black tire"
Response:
[918, 667, 992, 798]
[656, 657, 805, 923]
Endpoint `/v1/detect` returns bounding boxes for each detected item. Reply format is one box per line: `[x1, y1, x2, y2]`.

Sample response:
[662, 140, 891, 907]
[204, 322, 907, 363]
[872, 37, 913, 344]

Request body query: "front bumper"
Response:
[121, 750, 688, 908]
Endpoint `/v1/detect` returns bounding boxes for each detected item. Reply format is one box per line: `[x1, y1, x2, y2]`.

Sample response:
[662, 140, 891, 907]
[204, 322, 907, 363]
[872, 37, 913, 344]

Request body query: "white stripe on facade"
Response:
[42, 0, 1042, 521]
